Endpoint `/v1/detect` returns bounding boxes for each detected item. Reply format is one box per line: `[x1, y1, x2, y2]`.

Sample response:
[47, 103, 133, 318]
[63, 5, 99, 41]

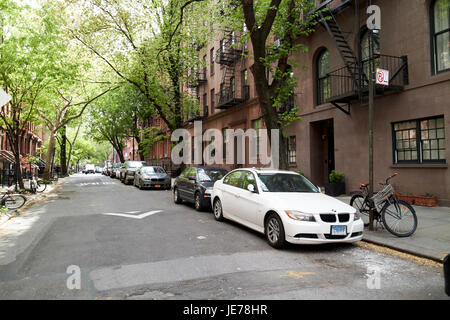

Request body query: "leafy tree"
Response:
[0, 1, 77, 187]
[69, 0, 211, 133]
[39, 86, 115, 179]
[222, 0, 322, 169]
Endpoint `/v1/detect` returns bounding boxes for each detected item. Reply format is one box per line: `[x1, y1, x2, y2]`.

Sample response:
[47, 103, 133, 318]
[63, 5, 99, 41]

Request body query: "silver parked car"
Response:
[134, 166, 171, 190]
[120, 161, 147, 185]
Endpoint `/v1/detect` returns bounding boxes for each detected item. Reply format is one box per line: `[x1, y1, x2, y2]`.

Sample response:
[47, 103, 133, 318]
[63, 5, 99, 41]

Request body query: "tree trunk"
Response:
[250, 63, 290, 170]
[13, 146, 24, 189]
[43, 130, 56, 180]
[60, 126, 67, 176]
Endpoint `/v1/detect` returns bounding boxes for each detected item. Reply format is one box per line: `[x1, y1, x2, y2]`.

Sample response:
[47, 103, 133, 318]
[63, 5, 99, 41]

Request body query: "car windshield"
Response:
[257, 173, 319, 193]
[142, 167, 166, 174]
[197, 168, 227, 182]
[128, 161, 145, 168]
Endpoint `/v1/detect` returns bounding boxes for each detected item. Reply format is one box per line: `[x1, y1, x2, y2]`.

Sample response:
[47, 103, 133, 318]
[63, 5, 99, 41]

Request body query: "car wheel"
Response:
[265, 214, 286, 249]
[194, 192, 203, 211]
[213, 198, 224, 221]
[173, 188, 182, 204]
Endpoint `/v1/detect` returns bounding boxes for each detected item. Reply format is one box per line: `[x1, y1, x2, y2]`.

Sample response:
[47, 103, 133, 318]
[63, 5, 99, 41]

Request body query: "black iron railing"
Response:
[215, 45, 242, 66]
[215, 85, 249, 109]
[187, 68, 207, 88]
[327, 54, 408, 102]
[277, 94, 297, 113]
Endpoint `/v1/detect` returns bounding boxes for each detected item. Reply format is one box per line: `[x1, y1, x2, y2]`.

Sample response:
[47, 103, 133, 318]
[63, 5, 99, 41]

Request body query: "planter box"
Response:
[414, 195, 437, 207]
[325, 182, 346, 197]
[394, 192, 415, 205]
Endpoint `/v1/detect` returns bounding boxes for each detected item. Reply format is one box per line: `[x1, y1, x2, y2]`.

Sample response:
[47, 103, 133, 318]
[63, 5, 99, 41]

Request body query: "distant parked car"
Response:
[133, 166, 171, 190]
[110, 163, 122, 178]
[120, 161, 147, 184]
[173, 167, 228, 211]
[210, 168, 364, 248]
[84, 164, 95, 174]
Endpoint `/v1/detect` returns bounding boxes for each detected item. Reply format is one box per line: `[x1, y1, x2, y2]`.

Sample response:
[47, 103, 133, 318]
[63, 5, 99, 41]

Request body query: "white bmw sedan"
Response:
[211, 168, 364, 248]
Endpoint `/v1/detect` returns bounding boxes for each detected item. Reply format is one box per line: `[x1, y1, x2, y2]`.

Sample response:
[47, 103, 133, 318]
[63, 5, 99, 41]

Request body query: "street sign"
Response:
[376, 68, 389, 86]
[0, 88, 11, 107]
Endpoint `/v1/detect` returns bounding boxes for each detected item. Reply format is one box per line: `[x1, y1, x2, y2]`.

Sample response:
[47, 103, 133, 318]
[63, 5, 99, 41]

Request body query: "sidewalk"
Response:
[0, 179, 64, 227]
[337, 196, 450, 262]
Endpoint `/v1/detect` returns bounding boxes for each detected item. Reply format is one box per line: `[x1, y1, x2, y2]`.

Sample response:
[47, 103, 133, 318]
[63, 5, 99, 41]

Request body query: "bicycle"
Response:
[1, 190, 27, 210]
[350, 173, 418, 237]
[34, 178, 47, 193]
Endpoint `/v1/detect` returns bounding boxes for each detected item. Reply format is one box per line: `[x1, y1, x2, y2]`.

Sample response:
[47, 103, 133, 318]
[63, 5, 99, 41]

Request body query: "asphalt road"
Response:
[0, 173, 447, 300]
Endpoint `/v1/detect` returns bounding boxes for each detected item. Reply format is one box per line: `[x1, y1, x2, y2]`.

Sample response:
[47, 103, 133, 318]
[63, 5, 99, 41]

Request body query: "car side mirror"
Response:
[247, 184, 257, 193]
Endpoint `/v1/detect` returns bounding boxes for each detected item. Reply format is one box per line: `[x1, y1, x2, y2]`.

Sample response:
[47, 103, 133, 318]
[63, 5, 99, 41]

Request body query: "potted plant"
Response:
[296, 169, 305, 176]
[394, 192, 415, 205]
[325, 170, 346, 197]
[414, 193, 437, 207]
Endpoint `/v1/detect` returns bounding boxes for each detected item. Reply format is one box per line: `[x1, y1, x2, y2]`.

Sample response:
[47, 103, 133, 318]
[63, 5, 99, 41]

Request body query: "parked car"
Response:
[173, 167, 228, 211]
[110, 163, 122, 178]
[120, 161, 147, 184]
[210, 168, 364, 248]
[134, 166, 171, 190]
[84, 164, 95, 174]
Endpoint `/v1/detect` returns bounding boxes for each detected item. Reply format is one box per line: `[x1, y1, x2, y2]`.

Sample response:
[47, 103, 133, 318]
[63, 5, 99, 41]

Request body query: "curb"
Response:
[362, 238, 444, 264]
[0, 178, 66, 225]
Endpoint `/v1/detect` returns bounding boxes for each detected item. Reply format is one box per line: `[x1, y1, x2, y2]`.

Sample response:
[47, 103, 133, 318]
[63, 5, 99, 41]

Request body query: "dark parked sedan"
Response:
[173, 167, 228, 211]
[133, 166, 171, 190]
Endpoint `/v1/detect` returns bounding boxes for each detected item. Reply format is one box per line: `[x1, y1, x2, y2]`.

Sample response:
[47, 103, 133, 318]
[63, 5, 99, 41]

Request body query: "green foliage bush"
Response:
[329, 170, 345, 183]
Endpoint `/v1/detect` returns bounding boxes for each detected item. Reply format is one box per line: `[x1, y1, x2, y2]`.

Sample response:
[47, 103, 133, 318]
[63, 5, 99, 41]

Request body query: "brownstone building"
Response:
[150, 0, 450, 205]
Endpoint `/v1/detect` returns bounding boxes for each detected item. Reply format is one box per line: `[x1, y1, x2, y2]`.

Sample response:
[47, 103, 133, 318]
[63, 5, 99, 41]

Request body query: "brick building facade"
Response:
[147, 0, 450, 205]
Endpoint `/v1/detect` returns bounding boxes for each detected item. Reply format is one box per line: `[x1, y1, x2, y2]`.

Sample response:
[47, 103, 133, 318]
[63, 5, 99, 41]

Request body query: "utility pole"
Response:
[368, 28, 376, 231]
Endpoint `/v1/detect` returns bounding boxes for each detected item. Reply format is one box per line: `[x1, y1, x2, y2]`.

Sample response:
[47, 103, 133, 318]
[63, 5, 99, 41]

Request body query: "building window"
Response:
[431, 0, 450, 73]
[230, 77, 235, 97]
[253, 119, 262, 158]
[393, 116, 446, 164]
[361, 29, 381, 85]
[210, 48, 215, 75]
[316, 49, 330, 105]
[288, 136, 296, 165]
[210, 89, 215, 114]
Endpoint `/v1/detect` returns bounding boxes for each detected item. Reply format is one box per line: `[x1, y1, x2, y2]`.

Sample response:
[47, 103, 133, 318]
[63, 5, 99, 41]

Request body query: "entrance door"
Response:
[310, 119, 335, 186]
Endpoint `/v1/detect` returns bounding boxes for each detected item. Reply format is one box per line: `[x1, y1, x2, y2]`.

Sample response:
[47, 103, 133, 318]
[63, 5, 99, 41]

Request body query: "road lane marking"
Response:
[101, 210, 162, 219]
[280, 271, 316, 279]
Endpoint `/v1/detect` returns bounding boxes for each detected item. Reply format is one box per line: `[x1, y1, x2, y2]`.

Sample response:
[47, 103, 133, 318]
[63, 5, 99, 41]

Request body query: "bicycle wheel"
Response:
[4, 194, 26, 210]
[350, 194, 371, 227]
[36, 180, 47, 193]
[381, 199, 418, 237]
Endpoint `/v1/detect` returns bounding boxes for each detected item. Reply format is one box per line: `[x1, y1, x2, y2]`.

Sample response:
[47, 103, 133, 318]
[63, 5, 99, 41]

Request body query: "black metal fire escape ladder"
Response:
[319, 9, 362, 115]
[216, 30, 242, 107]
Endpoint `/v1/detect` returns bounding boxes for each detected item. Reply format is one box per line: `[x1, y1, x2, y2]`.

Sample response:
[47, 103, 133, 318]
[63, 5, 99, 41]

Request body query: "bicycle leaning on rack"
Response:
[350, 173, 418, 237]
[29, 176, 47, 193]
[1, 190, 27, 210]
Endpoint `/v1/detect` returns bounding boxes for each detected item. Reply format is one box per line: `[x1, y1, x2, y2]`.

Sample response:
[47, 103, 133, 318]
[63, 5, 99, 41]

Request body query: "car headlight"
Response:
[354, 211, 361, 221]
[204, 189, 212, 195]
[285, 210, 316, 222]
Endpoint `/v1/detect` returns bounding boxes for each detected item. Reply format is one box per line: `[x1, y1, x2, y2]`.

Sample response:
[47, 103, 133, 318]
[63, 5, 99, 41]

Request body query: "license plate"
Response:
[154, 185, 160, 188]
[331, 226, 347, 236]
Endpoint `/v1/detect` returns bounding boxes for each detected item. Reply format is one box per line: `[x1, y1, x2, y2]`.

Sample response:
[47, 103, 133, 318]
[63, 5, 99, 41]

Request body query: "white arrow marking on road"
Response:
[102, 210, 162, 219]
[0, 88, 11, 107]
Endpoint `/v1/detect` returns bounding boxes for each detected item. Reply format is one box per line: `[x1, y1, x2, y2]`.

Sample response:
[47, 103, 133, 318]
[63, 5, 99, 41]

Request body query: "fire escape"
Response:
[215, 31, 249, 109]
[186, 67, 208, 123]
[316, 0, 409, 115]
